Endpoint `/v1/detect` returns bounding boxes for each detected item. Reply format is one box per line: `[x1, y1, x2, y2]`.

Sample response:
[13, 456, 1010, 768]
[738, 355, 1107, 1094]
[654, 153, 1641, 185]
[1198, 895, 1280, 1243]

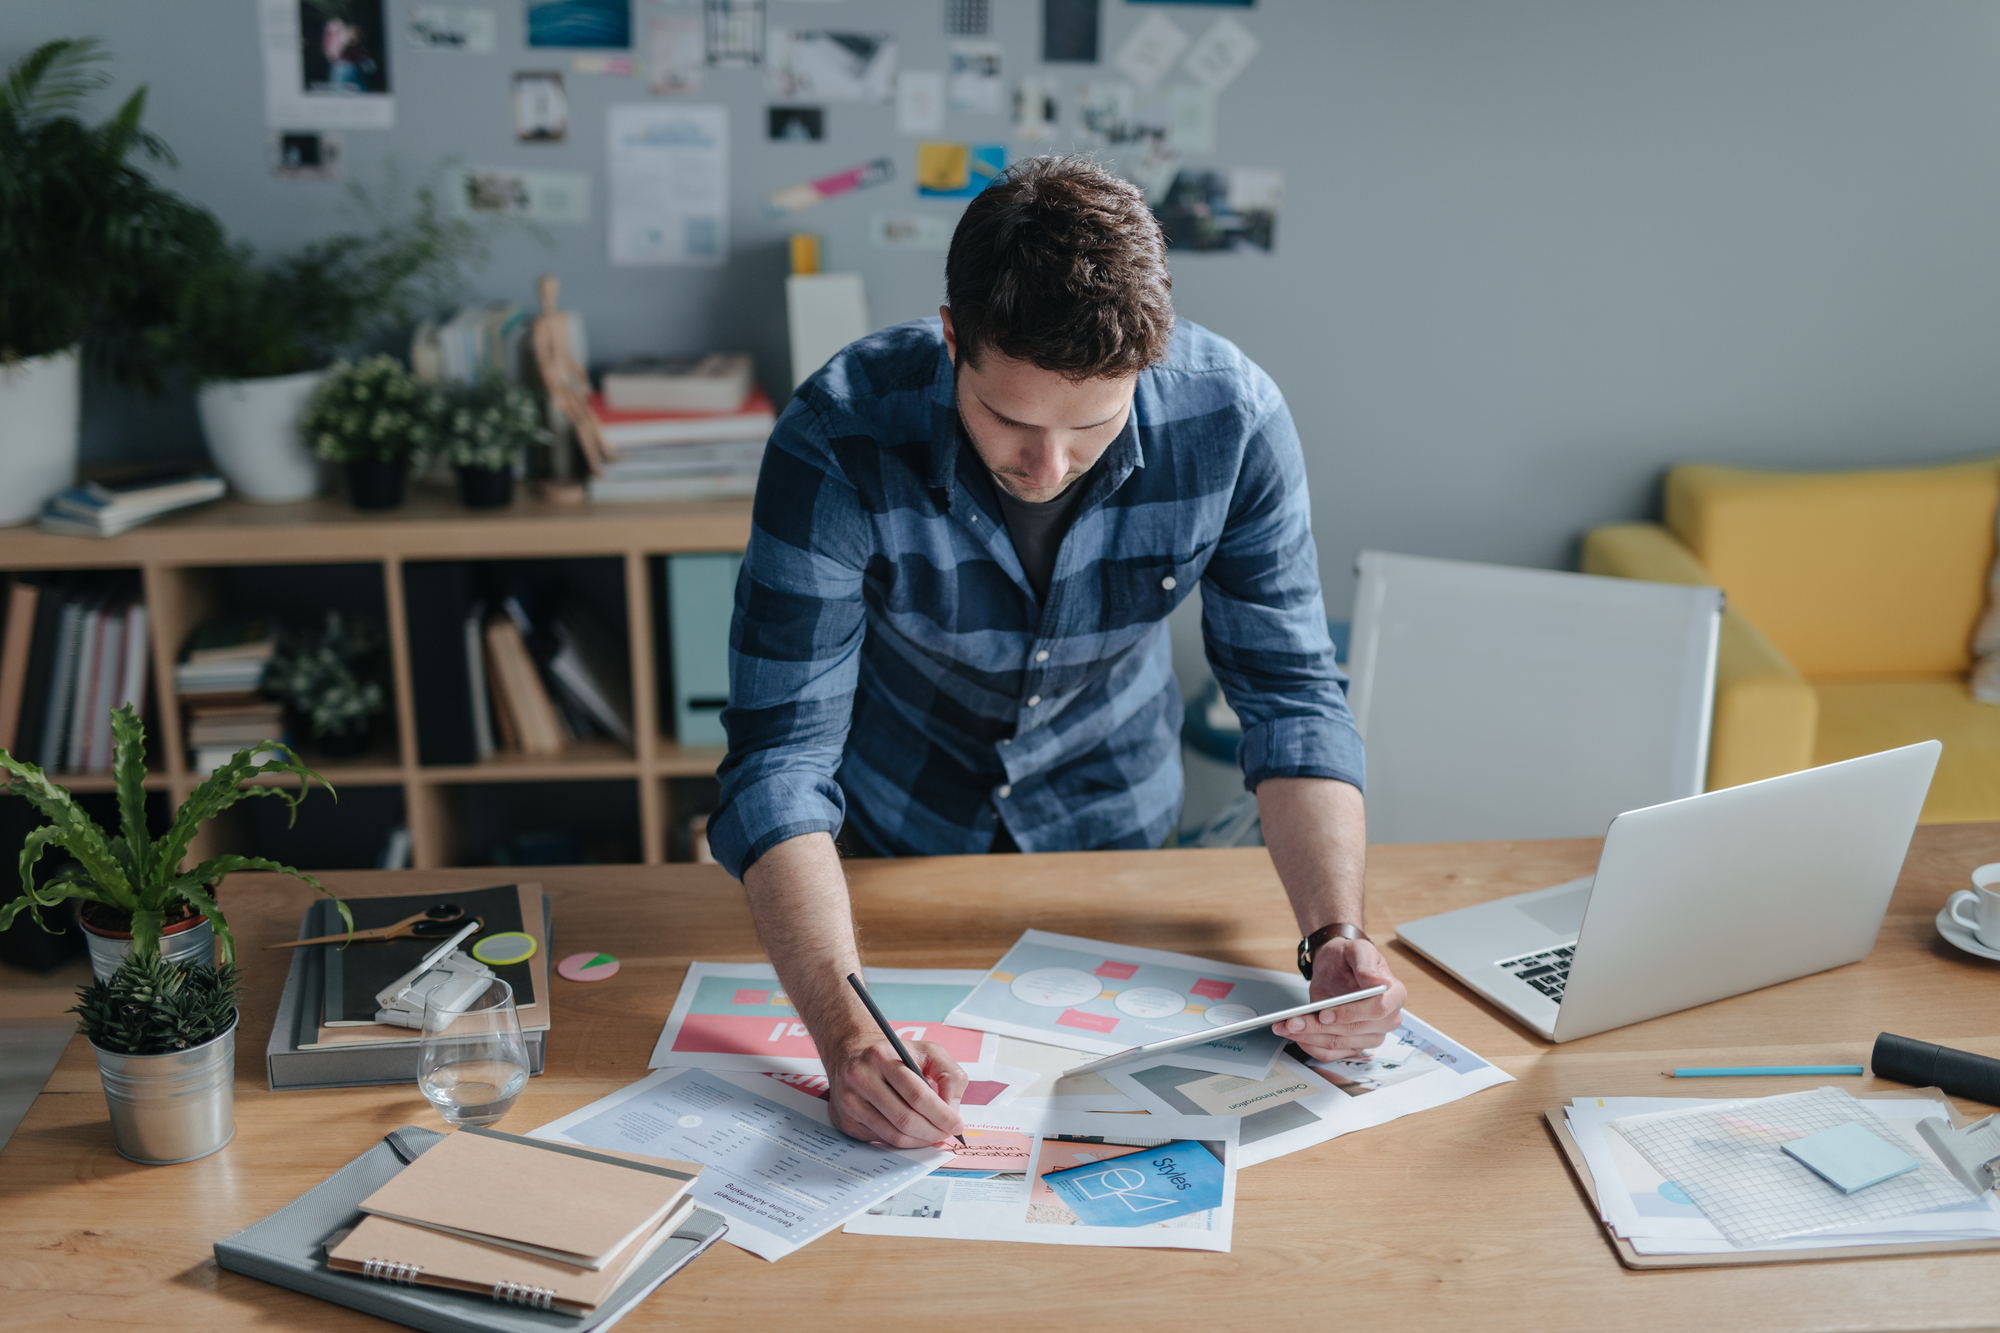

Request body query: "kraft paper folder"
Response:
[1544, 1087, 2000, 1269]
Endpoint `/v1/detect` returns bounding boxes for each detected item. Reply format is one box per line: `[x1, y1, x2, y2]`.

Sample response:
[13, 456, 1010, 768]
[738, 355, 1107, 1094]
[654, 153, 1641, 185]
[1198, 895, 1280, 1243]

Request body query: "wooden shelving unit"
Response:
[0, 488, 752, 869]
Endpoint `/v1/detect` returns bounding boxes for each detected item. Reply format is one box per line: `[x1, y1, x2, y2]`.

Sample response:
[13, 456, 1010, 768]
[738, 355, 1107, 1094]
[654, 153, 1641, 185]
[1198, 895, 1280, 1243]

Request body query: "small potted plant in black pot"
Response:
[264, 611, 388, 757]
[430, 376, 543, 509]
[303, 355, 432, 509]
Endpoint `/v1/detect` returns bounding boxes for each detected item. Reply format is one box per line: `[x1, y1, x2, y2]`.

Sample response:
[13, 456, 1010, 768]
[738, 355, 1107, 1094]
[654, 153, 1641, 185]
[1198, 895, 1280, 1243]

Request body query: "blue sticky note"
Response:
[1781, 1121, 1921, 1194]
[1042, 1140, 1224, 1227]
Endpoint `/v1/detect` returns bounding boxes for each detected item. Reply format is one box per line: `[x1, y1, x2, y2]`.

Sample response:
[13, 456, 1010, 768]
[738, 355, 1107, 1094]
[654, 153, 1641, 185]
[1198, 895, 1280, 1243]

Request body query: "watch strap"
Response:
[1297, 922, 1368, 979]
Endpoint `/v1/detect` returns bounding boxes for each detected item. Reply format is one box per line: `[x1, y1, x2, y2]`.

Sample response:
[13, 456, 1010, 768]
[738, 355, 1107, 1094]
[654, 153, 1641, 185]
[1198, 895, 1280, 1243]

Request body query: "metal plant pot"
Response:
[90, 1014, 237, 1165]
[80, 913, 215, 984]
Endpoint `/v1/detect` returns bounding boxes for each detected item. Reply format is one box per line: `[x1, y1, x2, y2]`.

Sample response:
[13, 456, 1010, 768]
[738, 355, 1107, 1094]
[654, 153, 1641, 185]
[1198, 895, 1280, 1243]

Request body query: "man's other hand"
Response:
[1274, 937, 1408, 1062]
[825, 1036, 968, 1149]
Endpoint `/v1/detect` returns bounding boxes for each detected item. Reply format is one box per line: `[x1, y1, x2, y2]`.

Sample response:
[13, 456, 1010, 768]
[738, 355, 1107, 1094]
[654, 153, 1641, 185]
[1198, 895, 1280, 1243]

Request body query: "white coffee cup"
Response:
[1947, 863, 2000, 949]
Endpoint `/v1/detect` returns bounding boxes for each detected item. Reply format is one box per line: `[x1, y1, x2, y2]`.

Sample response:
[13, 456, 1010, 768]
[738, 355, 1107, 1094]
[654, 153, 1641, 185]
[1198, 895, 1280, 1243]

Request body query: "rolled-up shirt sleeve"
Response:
[1199, 373, 1366, 794]
[707, 398, 871, 879]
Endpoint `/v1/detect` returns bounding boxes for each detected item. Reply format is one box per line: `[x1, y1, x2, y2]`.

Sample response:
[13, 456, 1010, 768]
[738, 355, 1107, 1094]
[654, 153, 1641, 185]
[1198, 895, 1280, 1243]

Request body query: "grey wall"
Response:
[9, 0, 2000, 620]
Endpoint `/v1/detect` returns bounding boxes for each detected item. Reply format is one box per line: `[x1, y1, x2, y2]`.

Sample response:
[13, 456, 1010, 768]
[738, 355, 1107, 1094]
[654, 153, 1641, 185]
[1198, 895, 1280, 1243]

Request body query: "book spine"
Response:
[0, 577, 39, 753]
[38, 599, 83, 770]
[13, 580, 66, 766]
[402, 563, 479, 765]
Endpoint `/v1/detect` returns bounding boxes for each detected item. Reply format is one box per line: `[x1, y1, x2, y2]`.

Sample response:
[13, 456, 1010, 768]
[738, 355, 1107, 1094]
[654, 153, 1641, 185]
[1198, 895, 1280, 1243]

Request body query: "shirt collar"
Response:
[926, 345, 1148, 511]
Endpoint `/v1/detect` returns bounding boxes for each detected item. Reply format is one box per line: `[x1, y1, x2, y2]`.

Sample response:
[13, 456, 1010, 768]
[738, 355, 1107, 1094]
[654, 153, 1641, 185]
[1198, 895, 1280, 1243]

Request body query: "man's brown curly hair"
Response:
[945, 155, 1175, 380]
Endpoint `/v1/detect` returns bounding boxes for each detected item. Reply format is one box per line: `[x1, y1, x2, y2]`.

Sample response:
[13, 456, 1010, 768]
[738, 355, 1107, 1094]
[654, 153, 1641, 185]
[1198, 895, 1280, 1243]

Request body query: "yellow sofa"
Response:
[1581, 458, 2000, 823]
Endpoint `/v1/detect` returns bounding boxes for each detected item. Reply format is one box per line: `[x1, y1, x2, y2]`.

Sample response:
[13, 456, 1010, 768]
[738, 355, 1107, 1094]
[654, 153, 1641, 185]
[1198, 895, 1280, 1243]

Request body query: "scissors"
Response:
[265, 903, 484, 950]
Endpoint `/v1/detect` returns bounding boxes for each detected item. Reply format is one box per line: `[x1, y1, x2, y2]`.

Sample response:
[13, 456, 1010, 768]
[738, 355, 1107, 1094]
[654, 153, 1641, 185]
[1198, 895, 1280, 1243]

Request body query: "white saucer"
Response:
[1935, 907, 2000, 961]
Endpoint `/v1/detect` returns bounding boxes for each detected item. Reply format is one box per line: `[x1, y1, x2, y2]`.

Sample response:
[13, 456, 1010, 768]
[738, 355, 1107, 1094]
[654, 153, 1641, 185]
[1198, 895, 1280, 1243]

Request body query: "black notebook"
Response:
[215, 1127, 727, 1333]
[322, 884, 539, 1024]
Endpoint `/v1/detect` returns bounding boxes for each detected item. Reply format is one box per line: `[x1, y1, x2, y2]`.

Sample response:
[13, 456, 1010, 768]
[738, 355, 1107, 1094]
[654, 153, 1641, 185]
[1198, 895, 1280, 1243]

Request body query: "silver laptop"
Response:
[1395, 741, 1940, 1043]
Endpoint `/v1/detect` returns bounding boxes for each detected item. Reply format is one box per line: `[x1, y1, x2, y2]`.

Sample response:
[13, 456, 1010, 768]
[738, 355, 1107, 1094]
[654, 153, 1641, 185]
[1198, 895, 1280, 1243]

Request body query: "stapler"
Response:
[373, 921, 497, 1029]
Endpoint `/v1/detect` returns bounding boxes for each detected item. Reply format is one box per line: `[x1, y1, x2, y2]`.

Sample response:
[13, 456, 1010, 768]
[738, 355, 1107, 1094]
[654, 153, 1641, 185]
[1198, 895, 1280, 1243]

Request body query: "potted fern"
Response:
[0, 705, 350, 983]
[71, 954, 244, 1164]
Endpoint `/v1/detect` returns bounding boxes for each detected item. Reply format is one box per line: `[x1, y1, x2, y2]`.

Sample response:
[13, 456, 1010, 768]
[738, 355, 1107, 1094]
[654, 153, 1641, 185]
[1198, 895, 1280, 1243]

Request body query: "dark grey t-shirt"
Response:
[991, 470, 1094, 603]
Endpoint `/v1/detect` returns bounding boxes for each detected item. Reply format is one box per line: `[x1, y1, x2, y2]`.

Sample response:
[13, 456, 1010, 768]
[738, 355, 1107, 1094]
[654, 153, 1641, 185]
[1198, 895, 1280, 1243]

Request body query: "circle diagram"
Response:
[677, 1114, 702, 1128]
[1113, 986, 1187, 1018]
[1203, 1003, 1257, 1027]
[557, 951, 621, 982]
[1009, 967, 1102, 1008]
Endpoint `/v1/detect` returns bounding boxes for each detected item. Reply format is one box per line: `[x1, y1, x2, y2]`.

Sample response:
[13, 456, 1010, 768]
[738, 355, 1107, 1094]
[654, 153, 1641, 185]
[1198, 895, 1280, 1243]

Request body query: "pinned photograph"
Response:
[943, 0, 990, 38]
[768, 31, 896, 103]
[453, 166, 592, 224]
[261, 0, 395, 129]
[527, 0, 631, 48]
[513, 71, 568, 142]
[1041, 0, 1099, 63]
[647, 11, 704, 93]
[895, 69, 946, 136]
[1182, 15, 1260, 92]
[765, 158, 894, 216]
[917, 141, 1005, 198]
[302, 0, 391, 94]
[705, 0, 764, 68]
[270, 130, 343, 180]
[947, 40, 1004, 115]
[406, 5, 496, 52]
[767, 106, 825, 142]
[571, 54, 636, 75]
[870, 213, 955, 250]
[1013, 76, 1059, 142]
[1152, 167, 1281, 253]
[1075, 80, 1134, 144]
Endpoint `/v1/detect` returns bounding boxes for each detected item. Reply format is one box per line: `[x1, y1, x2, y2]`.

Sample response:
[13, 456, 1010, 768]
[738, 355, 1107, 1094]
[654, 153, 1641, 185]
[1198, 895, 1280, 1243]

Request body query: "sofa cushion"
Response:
[1666, 460, 2000, 677]
[1812, 676, 2000, 824]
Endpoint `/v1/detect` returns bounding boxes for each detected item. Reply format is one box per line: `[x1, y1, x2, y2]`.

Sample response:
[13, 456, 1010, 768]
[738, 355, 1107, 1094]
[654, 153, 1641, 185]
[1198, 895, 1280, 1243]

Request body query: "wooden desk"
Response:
[7, 825, 2000, 1331]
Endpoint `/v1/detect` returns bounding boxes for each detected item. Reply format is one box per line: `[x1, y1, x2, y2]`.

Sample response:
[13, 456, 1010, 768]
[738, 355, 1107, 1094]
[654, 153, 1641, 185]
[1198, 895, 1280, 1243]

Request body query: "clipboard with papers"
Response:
[1546, 1087, 2000, 1269]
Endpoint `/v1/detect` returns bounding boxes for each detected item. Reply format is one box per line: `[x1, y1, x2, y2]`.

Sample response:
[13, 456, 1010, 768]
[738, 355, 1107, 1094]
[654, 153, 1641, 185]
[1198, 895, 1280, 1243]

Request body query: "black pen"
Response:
[846, 972, 969, 1148]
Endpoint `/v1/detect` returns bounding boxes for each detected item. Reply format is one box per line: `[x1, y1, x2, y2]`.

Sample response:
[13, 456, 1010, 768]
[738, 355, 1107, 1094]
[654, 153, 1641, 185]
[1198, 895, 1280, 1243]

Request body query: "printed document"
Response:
[650, 962, 997, 1073]
[532, 1067, 952, 1261]
[945, 929, 1310, 1078]
[845, 1109, 1239, 1251]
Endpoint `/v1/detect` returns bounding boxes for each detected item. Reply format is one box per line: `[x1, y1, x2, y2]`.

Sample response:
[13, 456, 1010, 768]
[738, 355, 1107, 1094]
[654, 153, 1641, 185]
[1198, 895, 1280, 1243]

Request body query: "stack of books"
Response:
[37, 469, 226, 537]
[0, 574, 149, 775]
[217, 1125, 725, 1332]
[411, 304, 537, 384]
[577, 355, 775, 502]
[174, 619, 281, 772]
[476, 598, 633, 760]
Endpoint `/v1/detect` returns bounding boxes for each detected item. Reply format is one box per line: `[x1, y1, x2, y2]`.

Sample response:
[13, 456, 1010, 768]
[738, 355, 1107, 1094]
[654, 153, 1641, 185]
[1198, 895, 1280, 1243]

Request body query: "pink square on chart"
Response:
[732, 989, 771, 1006]
[1190, 978, 1234, 1000]
[1056, 1008, 1121, 1033]
[961, 1080, 1008, 1106]
[1093, 961, 1139, 980]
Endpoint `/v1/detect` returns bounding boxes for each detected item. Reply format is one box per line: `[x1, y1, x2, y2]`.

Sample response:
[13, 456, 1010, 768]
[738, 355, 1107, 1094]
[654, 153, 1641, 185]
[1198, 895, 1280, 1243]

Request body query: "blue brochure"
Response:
[1042, 1140, 1225, 1228]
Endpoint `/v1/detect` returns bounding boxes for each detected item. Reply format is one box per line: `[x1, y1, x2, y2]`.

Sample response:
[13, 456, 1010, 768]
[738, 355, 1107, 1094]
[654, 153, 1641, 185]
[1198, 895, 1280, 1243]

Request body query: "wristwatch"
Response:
[1297, 922, 1368, 980]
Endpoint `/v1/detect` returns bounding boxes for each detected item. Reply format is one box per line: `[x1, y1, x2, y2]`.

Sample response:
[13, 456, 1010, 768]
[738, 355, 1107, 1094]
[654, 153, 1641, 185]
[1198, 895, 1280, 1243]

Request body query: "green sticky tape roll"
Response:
[471, 931, 538, 966]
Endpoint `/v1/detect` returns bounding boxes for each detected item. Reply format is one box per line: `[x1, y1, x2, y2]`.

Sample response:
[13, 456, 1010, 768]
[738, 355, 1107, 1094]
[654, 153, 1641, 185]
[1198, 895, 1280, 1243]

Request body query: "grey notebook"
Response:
[267, 899, 551, 1091]
[215, 1127, 727, 1333]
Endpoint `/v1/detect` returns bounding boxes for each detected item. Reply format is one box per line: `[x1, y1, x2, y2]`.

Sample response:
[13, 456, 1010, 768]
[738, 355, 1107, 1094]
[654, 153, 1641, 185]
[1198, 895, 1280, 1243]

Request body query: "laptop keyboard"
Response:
[1499, 944, 1576, 1001]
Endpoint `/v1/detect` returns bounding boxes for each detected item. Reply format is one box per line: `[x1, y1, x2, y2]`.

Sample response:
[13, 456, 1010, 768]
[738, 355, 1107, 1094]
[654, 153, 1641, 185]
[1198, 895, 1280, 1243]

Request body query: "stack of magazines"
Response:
[38, 470, 226, 537]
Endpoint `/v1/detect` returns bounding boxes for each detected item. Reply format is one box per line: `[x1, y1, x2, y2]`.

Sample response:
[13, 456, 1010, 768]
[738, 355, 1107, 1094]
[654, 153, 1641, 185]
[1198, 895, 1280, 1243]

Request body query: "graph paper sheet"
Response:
[1610, 1087, 1978, 1246]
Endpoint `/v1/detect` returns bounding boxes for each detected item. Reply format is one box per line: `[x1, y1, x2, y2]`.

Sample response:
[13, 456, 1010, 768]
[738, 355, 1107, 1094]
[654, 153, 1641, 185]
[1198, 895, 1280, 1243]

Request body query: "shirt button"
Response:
[1027, 695, 1041, 707]
[1161, 575, 1177, 590]
[997, 784, 1012, 799]
[999, 738, 1011, 746]
[1034, 650, 1049, 662]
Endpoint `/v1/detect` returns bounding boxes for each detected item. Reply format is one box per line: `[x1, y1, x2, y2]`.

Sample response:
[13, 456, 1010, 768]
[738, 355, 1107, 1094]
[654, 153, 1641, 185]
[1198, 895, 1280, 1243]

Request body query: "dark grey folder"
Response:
[214, 1127, 727, 1333]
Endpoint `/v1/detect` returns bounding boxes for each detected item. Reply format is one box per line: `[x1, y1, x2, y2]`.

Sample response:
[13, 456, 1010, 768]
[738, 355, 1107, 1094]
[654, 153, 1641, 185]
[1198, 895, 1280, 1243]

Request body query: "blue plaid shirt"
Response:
[708, 317, 1363, 878]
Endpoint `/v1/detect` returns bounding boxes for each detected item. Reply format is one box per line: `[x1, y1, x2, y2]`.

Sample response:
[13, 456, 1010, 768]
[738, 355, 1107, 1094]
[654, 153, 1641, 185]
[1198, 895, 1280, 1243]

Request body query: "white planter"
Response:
[0, 347, 81, 526]
[196, 369, 327, 503]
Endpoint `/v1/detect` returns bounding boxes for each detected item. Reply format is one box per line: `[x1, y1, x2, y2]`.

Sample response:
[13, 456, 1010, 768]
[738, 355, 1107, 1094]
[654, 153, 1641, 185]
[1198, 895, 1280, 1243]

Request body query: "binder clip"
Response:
[1915, 1114, 2000, 1193]
[374, 921, 497, 1029]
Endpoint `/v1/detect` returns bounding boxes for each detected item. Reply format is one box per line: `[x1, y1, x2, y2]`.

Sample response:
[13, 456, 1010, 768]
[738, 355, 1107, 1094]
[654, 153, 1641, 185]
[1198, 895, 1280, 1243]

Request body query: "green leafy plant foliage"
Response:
[430, 376, 547, 471]
[0, 704, 350, 962]
[303, 354, 432, 464]
[165, 166, 489, 383]
[265, 611, 388, 740]
[72, 953, 242, 1055]
[0, 39, 226, 388]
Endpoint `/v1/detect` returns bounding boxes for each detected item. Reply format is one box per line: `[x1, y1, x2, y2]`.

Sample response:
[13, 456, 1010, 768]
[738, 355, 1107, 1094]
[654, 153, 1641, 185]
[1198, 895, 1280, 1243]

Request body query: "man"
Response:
[709, 156, 1407, 1149]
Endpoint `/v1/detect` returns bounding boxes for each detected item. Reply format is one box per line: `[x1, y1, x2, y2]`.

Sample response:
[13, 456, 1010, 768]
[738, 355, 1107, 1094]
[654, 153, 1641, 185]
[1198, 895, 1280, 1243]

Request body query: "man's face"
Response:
[941, 307, 1136, 504]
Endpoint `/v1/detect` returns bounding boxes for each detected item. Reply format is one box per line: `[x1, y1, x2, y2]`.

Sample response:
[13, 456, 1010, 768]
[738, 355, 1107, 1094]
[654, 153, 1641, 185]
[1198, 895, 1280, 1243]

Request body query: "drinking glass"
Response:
[417, 977, 529, 1127]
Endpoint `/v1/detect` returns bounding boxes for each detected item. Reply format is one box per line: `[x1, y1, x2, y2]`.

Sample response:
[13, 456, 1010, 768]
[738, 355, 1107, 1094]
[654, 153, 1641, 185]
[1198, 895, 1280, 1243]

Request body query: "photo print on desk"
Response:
[512, 70, 568, 142]
[260, 0, 395, 129]
[527, 0, 631, 48]
[766, 105, 824, 142]
[767, 31, 896, 102]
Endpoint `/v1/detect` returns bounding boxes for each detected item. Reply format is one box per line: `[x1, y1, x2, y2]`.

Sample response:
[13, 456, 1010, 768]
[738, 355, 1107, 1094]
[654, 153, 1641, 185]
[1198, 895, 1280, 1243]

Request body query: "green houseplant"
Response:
[71, 951, 245, 1164]
[0, 704, 350, 978]
[302, 355, 434, 509]
[429, 377, 544, 509]
[0, 39, 225, 524]
[264, 611, 389, 755]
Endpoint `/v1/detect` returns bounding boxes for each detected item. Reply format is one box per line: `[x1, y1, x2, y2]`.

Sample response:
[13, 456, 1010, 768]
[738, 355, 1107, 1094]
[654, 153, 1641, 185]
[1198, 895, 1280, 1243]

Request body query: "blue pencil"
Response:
[1664, 1065, 1864, 1078]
